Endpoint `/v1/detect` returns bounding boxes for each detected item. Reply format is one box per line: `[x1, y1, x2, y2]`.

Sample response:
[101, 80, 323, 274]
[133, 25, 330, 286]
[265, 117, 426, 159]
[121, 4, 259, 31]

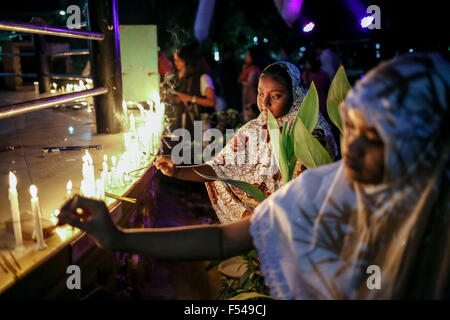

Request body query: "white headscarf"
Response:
[250, 53, 450, 299]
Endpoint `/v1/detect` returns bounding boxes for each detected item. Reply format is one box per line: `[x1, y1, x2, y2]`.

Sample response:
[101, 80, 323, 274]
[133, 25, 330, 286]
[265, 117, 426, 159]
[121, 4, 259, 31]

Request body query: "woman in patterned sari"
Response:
[155, 61, 337, 223]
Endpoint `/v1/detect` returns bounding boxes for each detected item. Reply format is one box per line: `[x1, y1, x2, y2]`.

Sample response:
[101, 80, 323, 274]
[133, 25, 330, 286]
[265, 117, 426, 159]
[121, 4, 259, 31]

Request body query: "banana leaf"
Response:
[293, 115, 332, 169]
[292, 81, 319, 133]
[194, 170, 267, 202]
[268, 81, 321, 183]
[267, 110, 291, 184]
[326, 65, 351, 134]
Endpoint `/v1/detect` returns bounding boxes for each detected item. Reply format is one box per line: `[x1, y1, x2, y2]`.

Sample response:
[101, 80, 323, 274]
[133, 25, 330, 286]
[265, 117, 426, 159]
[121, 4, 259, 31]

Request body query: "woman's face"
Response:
[173, 52, 186, 71]
[257, 75, 291, 120]
[342, 108, 385, 184]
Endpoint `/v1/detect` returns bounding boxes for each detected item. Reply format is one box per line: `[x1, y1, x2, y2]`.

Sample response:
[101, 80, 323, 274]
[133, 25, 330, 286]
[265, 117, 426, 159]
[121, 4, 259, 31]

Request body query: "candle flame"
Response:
[104, 154, 108, 162]
[9, 171, 17, 189]
[67, 180, 72, 192]
[150, 90, 161, 105]
[55, 225, 75, 240]
[85, 150, 93, 164]
[51, 209, 60, 225]
[111, 155, 117, 166]
[30, 184, 38, 198]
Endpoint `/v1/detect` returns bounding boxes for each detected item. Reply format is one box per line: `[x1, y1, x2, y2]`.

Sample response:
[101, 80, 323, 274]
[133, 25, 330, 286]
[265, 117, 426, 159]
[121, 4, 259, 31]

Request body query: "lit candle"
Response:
[80, 180, 87, 196]
[96, 178, 105, 200]
[86, 78, 93, 89]
[122, 101, 129, 128]
[82, 155, 88, 181]
[50, 209, 60, 226]
[83, 150, 96, 197]
[33, 81, 39, 94]
[130, 114, 136, 138]
[102, 155, 109, 190]
[102, 154, 108, 173]
[110, 155, 117, 188]
[66, 180, 72, 199]
[29, 185, 47, 250]
[136, 103, 145, 120]
[8, 172, 23, 250]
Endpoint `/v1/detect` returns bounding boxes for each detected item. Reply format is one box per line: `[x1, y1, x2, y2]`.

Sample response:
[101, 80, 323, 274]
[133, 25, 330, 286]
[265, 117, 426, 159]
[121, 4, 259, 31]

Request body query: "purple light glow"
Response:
[360, 15, 374, 28]
[303, 22, 315, 33]
[274, 0, 304, 27]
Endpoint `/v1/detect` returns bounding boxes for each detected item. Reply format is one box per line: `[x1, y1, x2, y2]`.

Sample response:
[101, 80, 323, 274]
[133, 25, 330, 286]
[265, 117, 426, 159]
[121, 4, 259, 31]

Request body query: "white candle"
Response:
[136, 103, 145, 119]
[102, 154, 109, 173]
[96, 178, 105, 200]
[83, 150, 96, 197]
[86, 78, 93, 89]
[102, 154, 109, 190]
[51, 209, 60, 226]
[130, 114, 136, 137]
[8, 172, 24, 250]
[29, 185, 47, 250]
[80, 180, 87, 196]
[66, 180, 72, 199]
[82, 155, 88, 180]
[110, 155, 117, 188]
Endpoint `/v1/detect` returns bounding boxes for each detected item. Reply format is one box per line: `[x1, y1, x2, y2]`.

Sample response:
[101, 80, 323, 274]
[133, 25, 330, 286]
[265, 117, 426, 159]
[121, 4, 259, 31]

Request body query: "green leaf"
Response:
[293, 81, 319, 133]
[327, 65, 351, 134]
[239, 272, 250, 287]
[266, 109, 281, 164]
[293, 117, 332, 169]
[247, 249, 258, 259]
[194, 170, 267, 202]
[229, 292, 273, 300]
[267, 110, 290, 184]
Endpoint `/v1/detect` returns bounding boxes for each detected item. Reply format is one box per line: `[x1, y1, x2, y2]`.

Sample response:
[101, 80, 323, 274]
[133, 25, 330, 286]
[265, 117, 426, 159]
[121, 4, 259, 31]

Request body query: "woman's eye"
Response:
[365, 134, 383, 144]
[344, 121, 354, 129]
[271, 95, 281, 99]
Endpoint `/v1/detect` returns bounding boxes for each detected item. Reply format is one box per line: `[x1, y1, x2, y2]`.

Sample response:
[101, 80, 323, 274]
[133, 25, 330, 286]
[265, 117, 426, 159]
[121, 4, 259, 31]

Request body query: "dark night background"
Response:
[0, 0, 448, 84]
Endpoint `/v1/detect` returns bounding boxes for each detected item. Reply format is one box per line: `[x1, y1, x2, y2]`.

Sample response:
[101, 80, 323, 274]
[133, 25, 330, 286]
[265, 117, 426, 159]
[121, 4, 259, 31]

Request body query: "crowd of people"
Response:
[58, 46, 449, 299]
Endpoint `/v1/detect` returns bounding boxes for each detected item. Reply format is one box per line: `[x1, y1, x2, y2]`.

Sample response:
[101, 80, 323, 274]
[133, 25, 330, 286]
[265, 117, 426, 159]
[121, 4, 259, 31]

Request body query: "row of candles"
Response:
[7, 93, 165, 252]
[48, 79, 94, 94]
[8, 172, 47, 251]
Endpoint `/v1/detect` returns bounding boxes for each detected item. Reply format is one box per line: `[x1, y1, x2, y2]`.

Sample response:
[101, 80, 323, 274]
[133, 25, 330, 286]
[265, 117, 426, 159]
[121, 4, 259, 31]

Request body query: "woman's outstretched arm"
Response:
[154, 155, 217, 182]
[58, 195, 254, 260]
